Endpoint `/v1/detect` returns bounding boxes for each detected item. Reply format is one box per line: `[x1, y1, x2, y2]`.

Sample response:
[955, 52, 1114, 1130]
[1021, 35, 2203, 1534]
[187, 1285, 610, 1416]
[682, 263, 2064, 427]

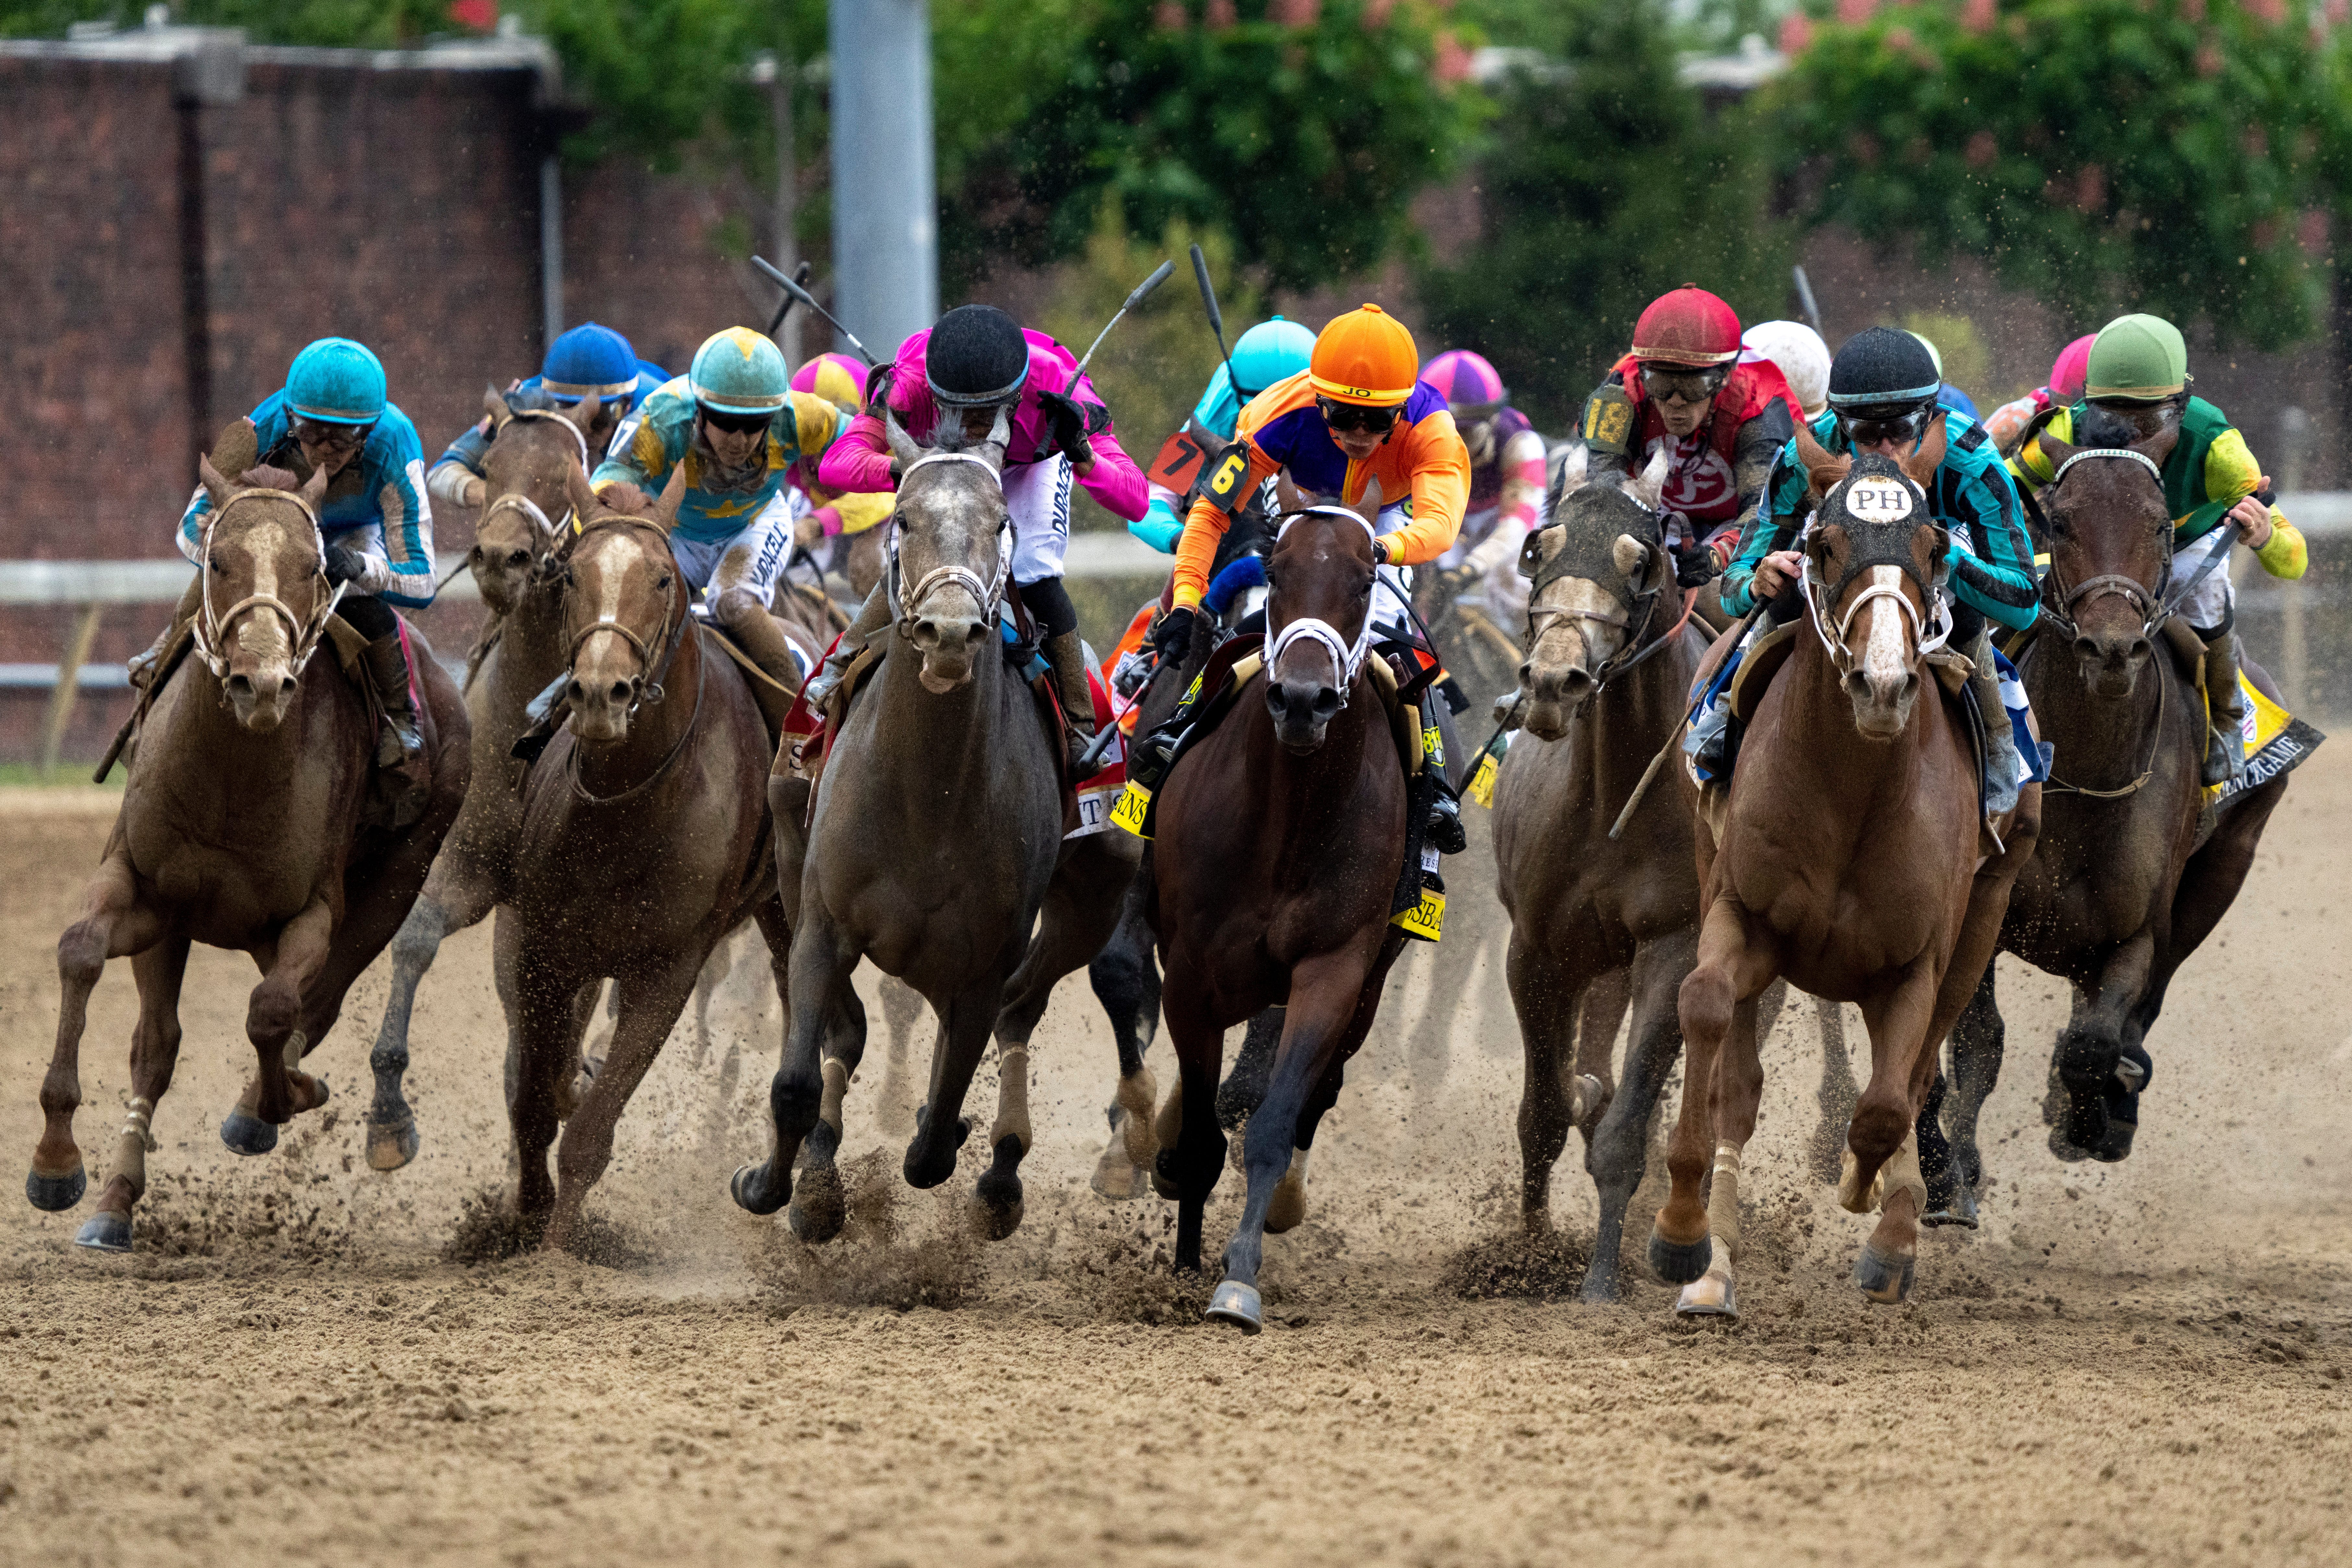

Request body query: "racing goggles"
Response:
[1640, 365, 1729, 407]
[1834, 402, 1934, 449]
[291, 415, 375, 454]
[700, 406, 776, 437]
[1316, 397, 1401, 436]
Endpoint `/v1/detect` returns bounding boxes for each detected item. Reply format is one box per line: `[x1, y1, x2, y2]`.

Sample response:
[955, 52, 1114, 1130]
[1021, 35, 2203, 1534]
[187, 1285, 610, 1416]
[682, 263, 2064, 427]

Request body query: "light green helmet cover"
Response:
[2084, 314, 2188, 402]
[689, 326, 791, 413]
[1909, 331, 1943, 380]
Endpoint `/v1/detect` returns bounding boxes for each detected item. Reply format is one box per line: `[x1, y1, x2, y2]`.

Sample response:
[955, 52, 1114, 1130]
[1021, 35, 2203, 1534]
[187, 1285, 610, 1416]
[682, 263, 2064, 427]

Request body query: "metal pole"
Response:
[830, 0, 937, 360]
[41, 604, 102, 777]
[539, 156, 565, 354]
[774, 42, 799, 373]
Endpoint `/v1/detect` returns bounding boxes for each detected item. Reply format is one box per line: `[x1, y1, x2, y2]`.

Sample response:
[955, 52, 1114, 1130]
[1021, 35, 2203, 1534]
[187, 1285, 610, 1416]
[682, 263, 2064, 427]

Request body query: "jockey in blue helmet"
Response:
[1131, 316, 1316, 552]
[150, 337, 437, 817]
[428, 322, 669, 511]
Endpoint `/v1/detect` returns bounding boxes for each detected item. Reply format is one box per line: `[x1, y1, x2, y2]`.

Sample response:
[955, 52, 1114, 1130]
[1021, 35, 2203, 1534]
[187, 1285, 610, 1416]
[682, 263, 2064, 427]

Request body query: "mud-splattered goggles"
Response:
[1316, 398, 1401, 435]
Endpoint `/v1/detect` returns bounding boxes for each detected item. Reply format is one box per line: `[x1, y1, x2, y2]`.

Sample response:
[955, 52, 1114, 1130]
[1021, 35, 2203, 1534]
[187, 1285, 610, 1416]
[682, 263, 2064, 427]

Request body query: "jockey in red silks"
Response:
[1576, 285, 1800, 607]
[808, 303, 1150, 765]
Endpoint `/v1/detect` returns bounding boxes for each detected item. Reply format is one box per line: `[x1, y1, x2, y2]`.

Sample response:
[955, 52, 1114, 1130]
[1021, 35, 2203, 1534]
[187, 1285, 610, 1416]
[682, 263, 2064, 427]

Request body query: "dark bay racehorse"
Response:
[28, 456, 468, 1249]
[1925, 424, 2298, 1220]
[502, 467, 788, 1251]
[365, 392, 602, 1170]
[1152, 489, 1414, 1333]
[733, 409, 1136, 1242]
[1660, 432, 2039, 1313]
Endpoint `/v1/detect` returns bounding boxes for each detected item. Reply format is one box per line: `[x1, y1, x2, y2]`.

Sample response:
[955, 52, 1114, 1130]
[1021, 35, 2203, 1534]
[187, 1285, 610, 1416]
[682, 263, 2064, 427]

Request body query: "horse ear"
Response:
[883, 407, 924, 471]
[1793, 419, 1850, 499]
[2134, 422, 2178, 469]
[1353, 475, 1385, 530]
[2035, 430, 2077, 475]
[647, 460, 689, 533]
[1899, 414, 1949, 492]
[1558, 443, 1589, 496]
[978, 403, 1012, 471]
[1275, 473, 1304, 514]
[485, 385, 512, 430]
[565, 463, 601, 521]
[566, 392, 602, 437]
[297, 458, 332, 511]
[1625, 446, 1669, 510]
[198, 452, 234, 511]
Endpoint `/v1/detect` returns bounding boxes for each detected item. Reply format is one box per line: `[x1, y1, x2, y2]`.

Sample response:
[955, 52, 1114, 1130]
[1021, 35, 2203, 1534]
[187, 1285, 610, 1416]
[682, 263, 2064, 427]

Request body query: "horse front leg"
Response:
[1086, 874, 1162, 1200]
[1155, 971, 1229, 1277]
[31, 851, 162, 1216]
[1847, 959, 1943, 1306]
[731, 905, 857, 1222]
[1207, 944, 1380, 1334]
[2053, 930, 2154, 1159]
[1504, 927, 1602, 1237]
[76, 937, 192, 1252]
[1657, 899, 1774, 1287]
[363, 866, 495, 1172]
[545, 947, 705, 1254]
[1265, 934, 1401, 1241]
[220, 896, 336, 1155]
[1676, 985, 1763, 1321]
[1582, 929, 1694, 1303]
[1925, 964, 2005, 1227]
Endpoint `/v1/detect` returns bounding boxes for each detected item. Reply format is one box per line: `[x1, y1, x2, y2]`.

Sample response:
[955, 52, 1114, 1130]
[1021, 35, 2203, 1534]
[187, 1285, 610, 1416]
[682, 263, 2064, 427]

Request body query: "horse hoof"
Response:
[1675, 1263, 1739, 1320]
[1204, 1280, 1263, 1335]
[364, 1115, 419, 1173]
[1576, 1267, 1624, 1306]
[1150, 1147, 1183, 1202]
[74, 1210, 132, 1252]
[1089, 1143, 1144, 1202]
[1922, 1188, 1981, 1229]
[1854, 1242, 1916, 1305]
[1568, 1072, 1608, 1127]
[787, 1169, 845, 1242]
[25, 1164, 86, 1212]
[968, 1191, 1025, 1241]
[219, 1108, 279, 1156]
[1647, 1229, 1712, 1286]
[1264, 1177, 1307, 1235]
[730, 1162, 788, 1217]
[2091, 1112, 2137, 1164]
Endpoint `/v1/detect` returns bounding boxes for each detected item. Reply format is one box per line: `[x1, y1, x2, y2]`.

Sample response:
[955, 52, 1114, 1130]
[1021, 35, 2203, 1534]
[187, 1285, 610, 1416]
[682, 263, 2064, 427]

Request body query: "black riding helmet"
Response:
[1826, 326, 1941, 445]
[927, 304, 1031, 408]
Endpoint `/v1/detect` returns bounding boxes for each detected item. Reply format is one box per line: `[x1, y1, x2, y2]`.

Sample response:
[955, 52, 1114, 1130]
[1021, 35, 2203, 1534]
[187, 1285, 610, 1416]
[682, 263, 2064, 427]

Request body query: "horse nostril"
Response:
[509, 550, 530, 568]
[2126, 637, 2153, 665]
[914, 617, 937, 644]
[965, 622, 987, 647]
[565, 679, 586, 706]
[608, 681, 631, 704]
[1563, 667, 1594, 693]
[1517, 661, 1531, 683]
[278, 676, 296, 697]
[1311, 687, 1342, 720]
[227, 674, 252, 696]
[2072, 636, 2101, 663]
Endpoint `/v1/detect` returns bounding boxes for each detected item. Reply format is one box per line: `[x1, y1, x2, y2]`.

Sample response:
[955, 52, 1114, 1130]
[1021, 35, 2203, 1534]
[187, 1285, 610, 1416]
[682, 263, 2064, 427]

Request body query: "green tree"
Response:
[953, 0, 1483, 293]
[1768, 0, 2350, 351]
[0, 0, 452, 45]
[1416, 0, 1793, 430]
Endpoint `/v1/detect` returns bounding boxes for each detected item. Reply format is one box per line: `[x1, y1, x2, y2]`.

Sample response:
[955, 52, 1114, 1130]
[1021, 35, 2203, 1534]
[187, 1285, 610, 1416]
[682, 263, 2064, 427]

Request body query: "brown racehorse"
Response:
[501, 466, 789, 1251]
[1151, 489, 1413, 1333]
[1658, 437, 2039, 1314]
[28, 457, 469, 1250]
[1924, 424, 2298, 1219]
[735, 410, 1137, 1243]
[365, 391, 603, 1170]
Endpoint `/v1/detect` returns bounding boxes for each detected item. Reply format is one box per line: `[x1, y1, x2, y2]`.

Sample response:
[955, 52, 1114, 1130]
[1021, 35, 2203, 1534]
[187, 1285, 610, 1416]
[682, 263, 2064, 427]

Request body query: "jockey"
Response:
[2010, 312, 2310, 785]
[1131, 317, 1315, 553]
[1742, 320, 1830, 421]
[784, 351, 894, 569]
[1712, 327, 2040, 810]
[428, 322, 667, 510]
[1419, 348, 1549, 627]
[1981, 334, 2094, 454]
[588, 326, 853, 707]
[808, 302, 1153, 768]
[1578, 285, 1800, 591]
[156, 337, 435, 813]
[1166, 303, 1472, 851]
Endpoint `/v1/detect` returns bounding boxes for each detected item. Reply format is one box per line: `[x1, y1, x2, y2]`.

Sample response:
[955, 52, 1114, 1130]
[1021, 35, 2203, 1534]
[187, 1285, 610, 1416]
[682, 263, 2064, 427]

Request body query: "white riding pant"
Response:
[672, 491, 792, 617]
[1005, 452, 1074, 585]
[2174, 526, 2234, 631]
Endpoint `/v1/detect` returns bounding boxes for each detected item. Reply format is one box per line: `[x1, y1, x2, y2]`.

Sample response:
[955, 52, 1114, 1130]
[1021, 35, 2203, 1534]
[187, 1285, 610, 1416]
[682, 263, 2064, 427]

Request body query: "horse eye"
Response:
[656, 573, 671, 590]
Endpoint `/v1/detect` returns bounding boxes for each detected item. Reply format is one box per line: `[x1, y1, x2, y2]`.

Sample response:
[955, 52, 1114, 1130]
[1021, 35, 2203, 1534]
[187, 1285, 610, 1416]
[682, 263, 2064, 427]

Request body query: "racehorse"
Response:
[1492, 448, 1747, 1300]
[1151, 486, 1417, 1333]
[365, 390, 602, 1170]
[1924, 422, 2297, 1219]
[28, 454, 469, 1249]
[500, 466, 788, 1251]
[732, 408, 1137, 1242]
[1658, 429, 2039, 1313]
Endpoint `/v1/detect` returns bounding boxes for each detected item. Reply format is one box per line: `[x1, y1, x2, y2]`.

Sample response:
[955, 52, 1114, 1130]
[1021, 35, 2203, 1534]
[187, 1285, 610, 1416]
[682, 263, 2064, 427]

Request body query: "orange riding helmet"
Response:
[1309, 304, 1420, 406]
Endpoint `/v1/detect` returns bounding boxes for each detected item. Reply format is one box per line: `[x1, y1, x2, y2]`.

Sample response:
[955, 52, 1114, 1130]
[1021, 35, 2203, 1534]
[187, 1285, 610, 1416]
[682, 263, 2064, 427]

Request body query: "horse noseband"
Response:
[888, 450, 1011, 634]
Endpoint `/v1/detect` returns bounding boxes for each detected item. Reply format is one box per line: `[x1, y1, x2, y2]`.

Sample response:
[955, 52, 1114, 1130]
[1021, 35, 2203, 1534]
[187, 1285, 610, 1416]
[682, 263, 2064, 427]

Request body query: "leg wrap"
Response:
[114, 1096, 157, 1198]
[1707, 1142, 1743, 1261]
[990, 1046, 1032, 1154]
[818, 1057, 849, 1136]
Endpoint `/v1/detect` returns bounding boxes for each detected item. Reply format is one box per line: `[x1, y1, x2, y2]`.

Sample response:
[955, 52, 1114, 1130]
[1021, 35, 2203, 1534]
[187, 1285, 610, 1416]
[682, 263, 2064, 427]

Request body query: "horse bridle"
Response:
[1266, 504, 1376, 702]
[481, 410, 592, 567]
[1519, 499, 1682, 693]
[1799, 479, 1951, 678]
[191, 490, 348, 682]
[2033, 447, 2174, 643]
[885, 451, 1011, 633]
[564, 516, 689, 712]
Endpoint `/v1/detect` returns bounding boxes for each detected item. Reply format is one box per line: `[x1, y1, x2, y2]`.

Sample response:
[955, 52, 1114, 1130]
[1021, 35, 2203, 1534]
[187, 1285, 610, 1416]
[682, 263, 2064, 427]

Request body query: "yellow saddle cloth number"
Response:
[1466, 750, 1499, 809]
[1110, 779, 1153, 839]
[1392, 885, 1446, 942]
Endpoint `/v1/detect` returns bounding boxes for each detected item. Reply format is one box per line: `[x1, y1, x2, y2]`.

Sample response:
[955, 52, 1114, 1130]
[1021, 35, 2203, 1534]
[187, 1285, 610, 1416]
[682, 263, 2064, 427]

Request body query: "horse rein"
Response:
[191, 489, 348, 683]
[482, 409, 593, 572]
[1266, 504, 1377, 701]
[565, 516, 690, 712]
[886, 451, 1011, 632]
[1519, 502, 1692, 693]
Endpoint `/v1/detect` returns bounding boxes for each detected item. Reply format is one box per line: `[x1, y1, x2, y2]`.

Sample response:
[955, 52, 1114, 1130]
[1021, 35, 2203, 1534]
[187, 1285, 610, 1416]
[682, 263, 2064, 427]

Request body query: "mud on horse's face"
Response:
[885, 406, 1012, 695]
[191, 454, 335, 733]
[471, 390, 601, 616]
[1518, 446, 1672, 742]
[1263, 486, 1379, 754]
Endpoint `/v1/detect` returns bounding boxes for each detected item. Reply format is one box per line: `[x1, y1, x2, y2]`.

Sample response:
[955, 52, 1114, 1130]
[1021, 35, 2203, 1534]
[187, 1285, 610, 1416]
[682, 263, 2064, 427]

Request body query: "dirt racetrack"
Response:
[3, 752, 2350, 1568]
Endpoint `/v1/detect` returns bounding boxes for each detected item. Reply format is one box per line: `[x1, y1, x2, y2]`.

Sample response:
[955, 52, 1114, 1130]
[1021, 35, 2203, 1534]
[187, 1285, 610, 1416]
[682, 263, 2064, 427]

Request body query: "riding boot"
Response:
[1968, 626, 2023, 817]
[2198, 623, 2245, 788]
[715, 602, 807, 740]
[1044, 629, 1099, 775]
[802, 581, 891, 714]
[359, 631, 432, 827]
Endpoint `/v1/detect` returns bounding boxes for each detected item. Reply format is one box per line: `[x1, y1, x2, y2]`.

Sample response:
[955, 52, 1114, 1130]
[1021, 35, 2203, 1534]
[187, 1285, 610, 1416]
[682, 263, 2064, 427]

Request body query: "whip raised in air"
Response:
[752, 254, 878, 368]
[1071, 259, 1176, 383]
[1189, 244, 1239, 395]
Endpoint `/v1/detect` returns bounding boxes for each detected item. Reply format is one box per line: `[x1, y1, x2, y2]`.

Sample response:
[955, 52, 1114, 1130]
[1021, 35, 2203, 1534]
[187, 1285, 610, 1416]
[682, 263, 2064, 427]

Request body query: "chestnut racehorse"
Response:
[1659, 435, 2039, 1314]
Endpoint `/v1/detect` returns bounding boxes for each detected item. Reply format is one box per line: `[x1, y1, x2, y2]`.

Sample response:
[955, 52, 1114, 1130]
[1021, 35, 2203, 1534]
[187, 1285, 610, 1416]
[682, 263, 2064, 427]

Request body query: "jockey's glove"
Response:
[1670, 539, 1718, 590]
[324, 541, 371, 587]
[1035, 389, 1098, 469]
[1151, 605, 1199, 664]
